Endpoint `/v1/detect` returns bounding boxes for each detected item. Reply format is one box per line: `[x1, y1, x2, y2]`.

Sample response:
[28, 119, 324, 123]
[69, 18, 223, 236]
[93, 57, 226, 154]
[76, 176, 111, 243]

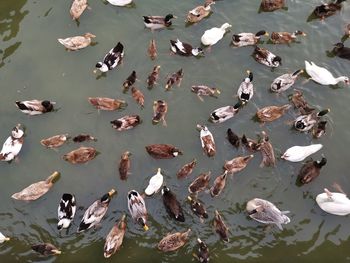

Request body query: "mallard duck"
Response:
[224, 155, 254, 175]
[210, 171, 228, 197]
[70, 0, 88, 20]
[210, 102, 242, 123]
[127, 190, 149, 231]
[270, 69, 303, 93]
[195, 238, 210, 263]
[294, 109, 330, 132]
[177, 159, 197, 179]
[131, 87, 144, 108]
[58, 33, 95, 51]
[289, 89, 314, 114]
[73, 134, 97, 143]
[232, 30, 268, 47]
[119, 151, 131, 180]
[316, 188, 350, 216]
[313, 0, 346, 20]
[191, 85, 220, 101]
[57, 193, 76, 230]
[145, 144, 182, 159]
[95, 42, 124, 73]
[78, 189, 116, 232]
[227, 128, 240, 148]
[15, 100, 55, 115]
[40, 134, 68, 149]
[270, 31, 306, 44]
[88, 97, 126, 111]
[332, 42, 350, 60]
[252, 46, 282, 68]
[186, 1, 214, 23]
[158, 229, 191, 252]
[188, 171, 211, 194]
[32, 243, 61, 256]
[298, 157, 327, 184]
[104, 214, 126, 258]
[259, 131, 275, 167]
[305, 61, 349, 85]
[256, 104, 291, 123]
[260, 0, 285, 12]
[147, 65, 161, 88]
[145, 168, 164, 196]
[0, 232, 10, 243]
[313, 121, 327, 139]
[148, 39, 157, 60]
[122, 71, 137, 93]
[12, 171, 60, 201]
[281, 144, 323, 162]
[162, 186, 185, 222]
[201, 23, 232, 46]
[165, 69, 183, 90]
[0, 124, 24, 162]
[197, 125, 216, 157]
[241, 134, 261, 152]
[143, 14, 177, 30]
[153, 100, 168, 125]
[170, 39, 204, 57]
[63, 146, 97, 164]
[246, 198, 290, 230]
[187, 196, 208, 220]
[213, 210, 229, 242]
[110, 115, 141, 131]
[106, 0, 132, 6]
[237, 71, 254, 103]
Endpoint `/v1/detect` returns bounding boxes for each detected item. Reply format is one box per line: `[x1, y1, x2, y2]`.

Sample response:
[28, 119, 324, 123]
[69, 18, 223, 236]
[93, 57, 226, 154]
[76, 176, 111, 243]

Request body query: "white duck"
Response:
[0, 124, 24, 162]
[0, 232, 10, 243]
[106, 0, 133, 6]
[316, 188, 350, 216]
[145, 168, 164, 196]
[305, 61, 349, 85]
[201, 23, 232, 46]
[281, 144, 323, 162]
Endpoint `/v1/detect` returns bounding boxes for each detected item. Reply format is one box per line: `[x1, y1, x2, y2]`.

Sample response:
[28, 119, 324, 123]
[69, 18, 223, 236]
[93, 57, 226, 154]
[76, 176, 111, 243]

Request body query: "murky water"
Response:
[1, 0, 350, 262]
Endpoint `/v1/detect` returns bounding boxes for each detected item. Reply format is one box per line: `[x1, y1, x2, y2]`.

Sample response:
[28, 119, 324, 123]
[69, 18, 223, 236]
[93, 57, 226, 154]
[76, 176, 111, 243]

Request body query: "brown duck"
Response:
[213, 210, 229, 242]
[73, 134, 97, 143]
[147, 65, 161, 88]
[103, 214, 126, 258]
[259, 131, 276, 167]
[312, 121, 327, 139]
[256, 104, 291, 123]
[119, 151, 131, 180]
[224, 155, 254, 175]
[146, 144, 182, 159]
[260, 0, 285, 12]
[187, 196, 208, 220]
[210, 171, 228, 197]
[227, 128, 240, 148]
[122, 71, 137, 93]
[88, 97, 127, 111]
[63, 146, 97, 164]
[298, 157, 327, 184]
[162, 186, 185, 222]
[165, 69, 183, 90]
[177, 159, 197, 179]
[70, 0, 88, 20]
[40, 134, 69, 148]
[270, 31, 306, 44]
[32, 243, 61, 256]
[148, 39, 157, 60]
[241, 134, 261, 152]
[153, 100, 168, 125]
[131, 87, 145, 108]
[158, 229, 191, 252]
[289, 89, 314, 114]
[188, 172, 211, 194]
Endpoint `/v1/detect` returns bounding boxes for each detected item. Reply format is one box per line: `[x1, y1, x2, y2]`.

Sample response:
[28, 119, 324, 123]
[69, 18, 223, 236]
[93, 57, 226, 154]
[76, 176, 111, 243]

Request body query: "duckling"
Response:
[191, 85, 220, 101]
[313, 0, 346, 20]
[127, 190, 149, 231]
[119, 151, 131, 180]
[332, 42, 350, 60]
[110, 115, 141, 131]
[227, 129, 240, 148]
[0, 232, 10, 243]
[294, 109, 330, 132]
[232, 30, 268, 47]
[270, 31, 306, 44]
[63, 146, 97, 164]
[152, 100, 168, 125]
[224, 155, 254, 175]
[305, 61, 349, 85]
[146, 144, 182, 159]
[246, 198, 290, 230]
[312, 121, 327, 139]
[170, 39, 204, 57]
[122, 71, 137, 93]
[195, 238, 210, 263]
[158, 229, 191, 252]
[12, 171, 60, 201]
[289, 89, 314, 114]
[104, 214, 126, 259]
[260, 0, 285, 12]
[145, 168, 164, 196]
[88, 97, 127, 111]
[131, 87, 145, 108]
[316, 188, 350, 216]
[73, 134, 97, 143]
[32, 243, 61, 256]
[78, 189, 116, 232]
[241, 134, 261, 152]
[210, 171, 228, 197]
[281, 144, 323, 162]
[210, 102, 242, 123]
[252, 46, 282, 68]
[186, 1, 214, 24]
[95, 42, 124, 73]
[161, 186, 185, 222]
[57, 193, 76, 230]
[177, 159, 197, 179]
[259, 131, 275, 167]
[237, 70, 254, 103]
[70, 0, 88, 20]
[188, 172, 211, 194]
[147, 65, 161, 88]
[197, 125, 216, 157]
[270, 69, 303, 93]
[201, 23, 232, 46]
[143, 14, 177, 30]
[15, 100, 55, 115]
[58, 33, 95, 51]
[148, 39, 157, 60]
[187, 196, 208, 220]
[40, 134, 68, 149]
[0, 124, 24, 162]
[298, 157, 327, 184]
[256, 104, 291, 123]
[106, 0, 132, 6]
[165, 69, 183, 90]
[213, 210, 229, 242]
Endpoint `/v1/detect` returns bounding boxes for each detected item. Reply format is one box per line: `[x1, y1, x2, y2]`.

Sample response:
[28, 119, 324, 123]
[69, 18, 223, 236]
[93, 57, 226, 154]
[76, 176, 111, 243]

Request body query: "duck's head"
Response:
[245, 70, 253, 82]
[84, 33, 96, 38]
[221, 23, 232, 31]
[57, 218, 71, 230]
[197, 238, 208, 250]
[101, 189, 116, 204]
[165, 14, 177, 22]
[192, 47, 204, 57]
[137, 218, 149, 231]
[255, 30, 268, 37]
[42, 100, 54, 111]
[246, 199, 261, 215]
[161, 185, 170, 195]
[273, 56, 282, 64]
[95, 62, 109, 73]
[295, 30, 307, 36]
[11, 124, 24, 139]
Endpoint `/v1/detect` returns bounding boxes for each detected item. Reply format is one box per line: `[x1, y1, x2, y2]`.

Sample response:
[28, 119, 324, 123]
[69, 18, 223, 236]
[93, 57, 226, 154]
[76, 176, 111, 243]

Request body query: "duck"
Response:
[270, 31, 306, 44]
[145, 144, 182, 159]
[312, 0, 346, 20]
[158, 229, 191, 252]
[122, 71, 137, 93]
[201, 23, 232, 46]
[57, 193, 76, 230]
[294, 109, 330, 132]
[316, 188, 350, 216]
[152, 100, 168, 125]
[195, 238, 209, 263]
[63, 146, 97, 164]
[77, 189, 116, 232]
[58, 33, 95, 51]
[161, 186, 185, 222]
[191, 85, 220, 101]
[170, 39, 204, 57]
[227, 129, 240, 148]
[224, 155, 254, 175]
[32, 243, 61, 256]
[15, 100, 55, 115]
[73, 134, 97, 143]
[298, 157, 327, 184]
[187, 196, 208, 220]
[246, 198, 290, 230]
[213, 210, 229, 242]
[270, 69, 303, 93]
[40, 134, 68, 149]
[147, 65, 161, 88]
[241, 134, 260, 152]
[127, 190, 149, 231]
[145, 168, 164, 196]
[104, 214, 126, 259]
[0, 232, 10, 243]
[88, 97, 127, 111]
[148, 39, 157, 60]
[188, 172, 211, 194]
[281, 144, 323, 162]
[258, 131, 275, 167]
[12, 171, 60, 201]
[197, 125, 216, 157]
[131, 87, 145, 108]
[252, 46, 282, 68]
[70, 0, 88, 20]
[313, 121, 327, 139]
[260, 0, 285, 12]
[110, 115, 141, 131]
[289, 89, 314, 114]
[143, 14, 177, 30]
[119, 151, 131, 181]
[0, 124, 24, 162]
[106, 0, 132, 6]
[237, 71, 254, 103]
[256, 104, 291, 123]
[210, 102, 242, 123]
[332, 42, 350, 60]
[346, 24, 350, 36]
[210, 171, 228, 197]
[165, 69, 183, 90]
[186, 1, 215, 23]
[95, 42, 124, 73]
[232, 30, 268, 47]
[177, 159, 197, 179]
[305, 61, 349, 85]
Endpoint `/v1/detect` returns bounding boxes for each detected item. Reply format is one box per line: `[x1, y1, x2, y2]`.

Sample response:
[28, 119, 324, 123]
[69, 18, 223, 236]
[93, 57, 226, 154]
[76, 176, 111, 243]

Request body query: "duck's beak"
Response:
[52, 249, 62, 255]
[216, 89, 221, 94]
[265, 32, 269, 36]
[108, 189, 116, 197]
[173, 16, 178, 19]
[143, 225, 149, 231]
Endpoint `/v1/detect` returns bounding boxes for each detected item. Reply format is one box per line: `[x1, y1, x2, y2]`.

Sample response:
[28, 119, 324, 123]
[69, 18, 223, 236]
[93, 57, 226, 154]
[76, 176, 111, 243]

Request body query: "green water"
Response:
[1, 0, 350, 262]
